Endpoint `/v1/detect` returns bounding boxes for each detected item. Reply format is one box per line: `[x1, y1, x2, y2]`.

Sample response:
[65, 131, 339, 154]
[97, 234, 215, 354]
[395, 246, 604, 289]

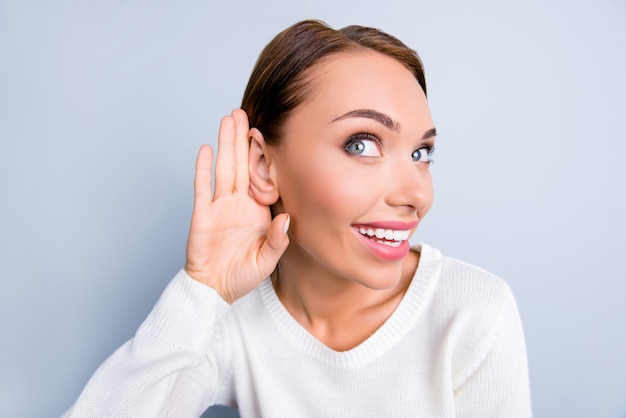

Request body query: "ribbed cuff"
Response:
[137, 269, 231, 355]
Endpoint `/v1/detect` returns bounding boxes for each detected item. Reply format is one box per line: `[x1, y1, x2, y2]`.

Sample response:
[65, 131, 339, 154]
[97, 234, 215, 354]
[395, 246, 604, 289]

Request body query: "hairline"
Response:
[272, 48, 425, 141]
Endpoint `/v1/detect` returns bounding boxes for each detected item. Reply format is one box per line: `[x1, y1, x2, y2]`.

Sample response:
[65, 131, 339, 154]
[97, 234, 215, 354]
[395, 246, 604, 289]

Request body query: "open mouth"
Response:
[357, 227, 410, 248]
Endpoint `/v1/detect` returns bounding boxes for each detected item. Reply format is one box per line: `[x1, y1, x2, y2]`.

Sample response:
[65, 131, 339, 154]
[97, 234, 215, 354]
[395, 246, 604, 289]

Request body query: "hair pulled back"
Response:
[241, 20, 427, 145]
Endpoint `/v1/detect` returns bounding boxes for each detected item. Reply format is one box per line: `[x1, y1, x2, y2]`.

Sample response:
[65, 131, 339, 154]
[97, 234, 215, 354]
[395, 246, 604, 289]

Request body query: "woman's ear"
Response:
[248, 127, 280, 205]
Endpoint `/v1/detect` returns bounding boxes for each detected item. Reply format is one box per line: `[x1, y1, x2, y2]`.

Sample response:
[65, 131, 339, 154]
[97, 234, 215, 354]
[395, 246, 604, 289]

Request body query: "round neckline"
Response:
[258, 244, 443, 369]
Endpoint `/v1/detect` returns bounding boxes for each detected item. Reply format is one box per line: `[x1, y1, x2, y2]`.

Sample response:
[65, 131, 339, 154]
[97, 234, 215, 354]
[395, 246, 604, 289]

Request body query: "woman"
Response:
[64, 20, 531, 417]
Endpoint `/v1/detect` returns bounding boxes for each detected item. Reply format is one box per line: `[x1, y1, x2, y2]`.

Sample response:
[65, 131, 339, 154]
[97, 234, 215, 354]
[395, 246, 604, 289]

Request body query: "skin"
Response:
[185, 50, 436, 352]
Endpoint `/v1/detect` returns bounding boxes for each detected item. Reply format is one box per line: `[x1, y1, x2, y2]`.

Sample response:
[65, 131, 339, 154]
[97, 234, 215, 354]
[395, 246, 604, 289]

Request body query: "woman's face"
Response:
[270, 50, 435, 290]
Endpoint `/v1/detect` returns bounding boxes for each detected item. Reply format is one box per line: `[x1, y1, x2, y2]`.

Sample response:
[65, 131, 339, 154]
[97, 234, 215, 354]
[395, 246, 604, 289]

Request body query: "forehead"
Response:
[291, 51, 432, 131]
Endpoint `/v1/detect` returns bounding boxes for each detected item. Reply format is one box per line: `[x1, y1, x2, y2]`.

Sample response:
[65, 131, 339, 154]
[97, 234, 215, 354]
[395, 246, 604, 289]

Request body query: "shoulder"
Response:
[415, 244, 522, 354]
[416, 244, 515, 312]
[414, 247, 531, 412]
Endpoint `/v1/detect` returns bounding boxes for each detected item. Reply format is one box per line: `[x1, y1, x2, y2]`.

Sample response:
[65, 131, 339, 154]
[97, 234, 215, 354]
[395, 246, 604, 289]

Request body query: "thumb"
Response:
[257, 213, 290, 278]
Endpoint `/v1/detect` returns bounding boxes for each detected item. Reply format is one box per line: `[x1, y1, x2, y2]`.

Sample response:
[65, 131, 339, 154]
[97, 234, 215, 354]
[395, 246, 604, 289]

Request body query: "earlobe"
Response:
[248, 128, 280, 205]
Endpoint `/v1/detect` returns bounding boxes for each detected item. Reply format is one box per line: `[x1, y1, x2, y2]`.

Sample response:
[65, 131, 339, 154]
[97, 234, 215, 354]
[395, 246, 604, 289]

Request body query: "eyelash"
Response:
[416, 144, 436, 164]
[344, 133, 382, 156]
[344, 132, 435, 163]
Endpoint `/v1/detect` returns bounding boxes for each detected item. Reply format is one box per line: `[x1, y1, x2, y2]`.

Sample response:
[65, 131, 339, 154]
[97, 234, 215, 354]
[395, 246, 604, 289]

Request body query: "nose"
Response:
[384, 158, 433, 214]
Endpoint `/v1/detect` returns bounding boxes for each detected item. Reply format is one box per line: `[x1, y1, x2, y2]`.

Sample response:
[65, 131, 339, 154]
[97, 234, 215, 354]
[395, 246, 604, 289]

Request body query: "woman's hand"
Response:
[184, 109, 289, 304]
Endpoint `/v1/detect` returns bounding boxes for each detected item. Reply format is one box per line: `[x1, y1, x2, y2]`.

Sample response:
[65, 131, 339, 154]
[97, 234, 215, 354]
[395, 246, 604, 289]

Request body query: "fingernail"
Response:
[283, 214, 290, 234]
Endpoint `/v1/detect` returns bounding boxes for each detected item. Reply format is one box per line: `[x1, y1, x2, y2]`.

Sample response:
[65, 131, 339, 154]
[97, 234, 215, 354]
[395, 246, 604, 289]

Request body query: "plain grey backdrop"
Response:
[1, 1, 625, 417]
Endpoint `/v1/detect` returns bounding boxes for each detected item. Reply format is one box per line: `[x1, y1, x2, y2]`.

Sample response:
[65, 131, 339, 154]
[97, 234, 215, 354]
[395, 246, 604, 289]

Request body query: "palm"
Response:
[185, 110, 289, 303]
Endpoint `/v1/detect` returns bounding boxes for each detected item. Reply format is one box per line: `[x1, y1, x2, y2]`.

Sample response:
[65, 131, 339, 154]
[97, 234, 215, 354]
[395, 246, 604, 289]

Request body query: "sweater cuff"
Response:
[136, 269, 231, 355]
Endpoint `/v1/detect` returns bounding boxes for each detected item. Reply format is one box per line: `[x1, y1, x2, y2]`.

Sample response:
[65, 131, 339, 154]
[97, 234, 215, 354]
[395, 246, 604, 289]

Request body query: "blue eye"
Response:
[345, 135, 382, 157]
[412, 146, 434, 163]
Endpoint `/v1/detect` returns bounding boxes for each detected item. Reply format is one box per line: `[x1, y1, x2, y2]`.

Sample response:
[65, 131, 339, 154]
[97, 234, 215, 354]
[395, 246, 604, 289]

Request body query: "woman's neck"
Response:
[272, 246, 420, 351]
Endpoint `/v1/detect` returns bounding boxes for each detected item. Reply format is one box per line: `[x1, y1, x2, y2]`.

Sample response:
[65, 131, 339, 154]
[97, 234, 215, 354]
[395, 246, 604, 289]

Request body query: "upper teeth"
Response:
[358, 227, 410, 242]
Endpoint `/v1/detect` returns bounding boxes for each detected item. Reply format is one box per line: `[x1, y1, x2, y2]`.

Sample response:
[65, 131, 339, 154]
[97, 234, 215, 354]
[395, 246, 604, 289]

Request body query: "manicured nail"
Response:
[283, 214, 290, 234]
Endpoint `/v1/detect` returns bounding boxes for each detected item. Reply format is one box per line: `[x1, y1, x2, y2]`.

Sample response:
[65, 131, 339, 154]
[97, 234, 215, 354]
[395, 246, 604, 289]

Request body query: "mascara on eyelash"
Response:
[344, 132, 381, 145]
[412, 144, 435, 164]
[344, 133, 383, 155]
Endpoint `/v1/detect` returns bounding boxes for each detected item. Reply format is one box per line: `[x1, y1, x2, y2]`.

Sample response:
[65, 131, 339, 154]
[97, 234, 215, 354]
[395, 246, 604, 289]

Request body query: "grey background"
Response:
[1, 1, 625, 417]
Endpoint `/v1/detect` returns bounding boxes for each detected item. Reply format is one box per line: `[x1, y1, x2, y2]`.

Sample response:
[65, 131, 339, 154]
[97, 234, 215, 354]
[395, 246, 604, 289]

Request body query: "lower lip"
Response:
[354, 229, 410, 261]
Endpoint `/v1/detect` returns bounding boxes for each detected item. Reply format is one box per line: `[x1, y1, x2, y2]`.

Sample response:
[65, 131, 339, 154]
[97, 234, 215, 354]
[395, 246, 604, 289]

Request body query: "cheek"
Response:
[278, 157, 369, 223]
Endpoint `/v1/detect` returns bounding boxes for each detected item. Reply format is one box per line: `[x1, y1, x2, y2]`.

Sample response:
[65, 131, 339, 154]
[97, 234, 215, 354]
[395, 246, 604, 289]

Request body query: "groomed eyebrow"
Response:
[331, 109, 401, 132]
[331, 109, 437, 140]
[422, 128, 437, 140]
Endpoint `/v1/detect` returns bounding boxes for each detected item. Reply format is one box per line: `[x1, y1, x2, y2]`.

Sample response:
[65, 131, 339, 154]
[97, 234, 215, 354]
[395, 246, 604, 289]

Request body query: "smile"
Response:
[357, 227, 411, 247]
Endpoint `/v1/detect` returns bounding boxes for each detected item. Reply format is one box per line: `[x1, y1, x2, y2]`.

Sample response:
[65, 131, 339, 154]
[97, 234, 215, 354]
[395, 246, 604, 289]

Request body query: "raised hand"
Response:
[184, 109, 289, 304]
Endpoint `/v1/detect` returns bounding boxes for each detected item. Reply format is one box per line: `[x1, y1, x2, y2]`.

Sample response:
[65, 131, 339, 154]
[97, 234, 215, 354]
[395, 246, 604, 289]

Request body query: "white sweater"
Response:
[64, 244, 532, 417]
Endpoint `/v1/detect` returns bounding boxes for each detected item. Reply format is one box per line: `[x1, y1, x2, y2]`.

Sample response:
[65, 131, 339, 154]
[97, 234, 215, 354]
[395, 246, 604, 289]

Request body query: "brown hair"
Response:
[241, 19, 427, 145]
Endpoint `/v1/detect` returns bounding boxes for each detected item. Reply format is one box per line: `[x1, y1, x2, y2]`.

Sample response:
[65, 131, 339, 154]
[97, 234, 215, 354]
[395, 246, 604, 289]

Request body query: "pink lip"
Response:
[352, 219, 420, 262]
[354, 231, 410, 261]
[353, 219, 420, 230]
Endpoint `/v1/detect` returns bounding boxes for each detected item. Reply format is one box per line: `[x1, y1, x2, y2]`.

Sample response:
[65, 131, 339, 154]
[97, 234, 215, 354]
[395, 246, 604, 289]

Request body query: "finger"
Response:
[257, 213, 290, 279]
[193, 144, 213, 212]
[232, 109, 250, 192]
[213, 115, 236, 198]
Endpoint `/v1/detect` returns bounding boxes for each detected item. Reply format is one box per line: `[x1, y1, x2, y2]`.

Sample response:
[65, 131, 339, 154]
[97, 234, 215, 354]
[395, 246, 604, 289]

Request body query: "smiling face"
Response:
[268, 50, 435, 290]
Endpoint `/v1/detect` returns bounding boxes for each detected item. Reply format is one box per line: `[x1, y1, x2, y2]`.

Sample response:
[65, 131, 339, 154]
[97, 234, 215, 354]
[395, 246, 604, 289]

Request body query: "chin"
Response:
[353, 266, 404, 291]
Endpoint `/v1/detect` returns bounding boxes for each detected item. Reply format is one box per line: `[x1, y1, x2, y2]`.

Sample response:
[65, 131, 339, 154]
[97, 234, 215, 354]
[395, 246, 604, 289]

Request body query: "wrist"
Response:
[183, 264, 234, 304]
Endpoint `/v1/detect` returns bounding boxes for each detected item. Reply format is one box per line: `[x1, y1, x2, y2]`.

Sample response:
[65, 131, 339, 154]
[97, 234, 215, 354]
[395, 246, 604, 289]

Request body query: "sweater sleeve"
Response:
[453, 285, 532, 417]
[62, 269, 232, 418]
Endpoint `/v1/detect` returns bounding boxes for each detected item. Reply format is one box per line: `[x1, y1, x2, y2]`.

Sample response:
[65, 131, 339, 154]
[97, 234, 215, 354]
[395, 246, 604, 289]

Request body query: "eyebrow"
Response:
[331, 108, 437, 140]
[422, 127, 437, 140]
[331, 109, 401, 132]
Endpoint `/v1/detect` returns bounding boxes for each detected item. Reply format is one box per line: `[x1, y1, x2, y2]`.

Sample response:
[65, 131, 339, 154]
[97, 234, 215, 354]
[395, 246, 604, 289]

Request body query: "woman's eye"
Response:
[345, 135, 382, 157]
[412, 147, 434, 163]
